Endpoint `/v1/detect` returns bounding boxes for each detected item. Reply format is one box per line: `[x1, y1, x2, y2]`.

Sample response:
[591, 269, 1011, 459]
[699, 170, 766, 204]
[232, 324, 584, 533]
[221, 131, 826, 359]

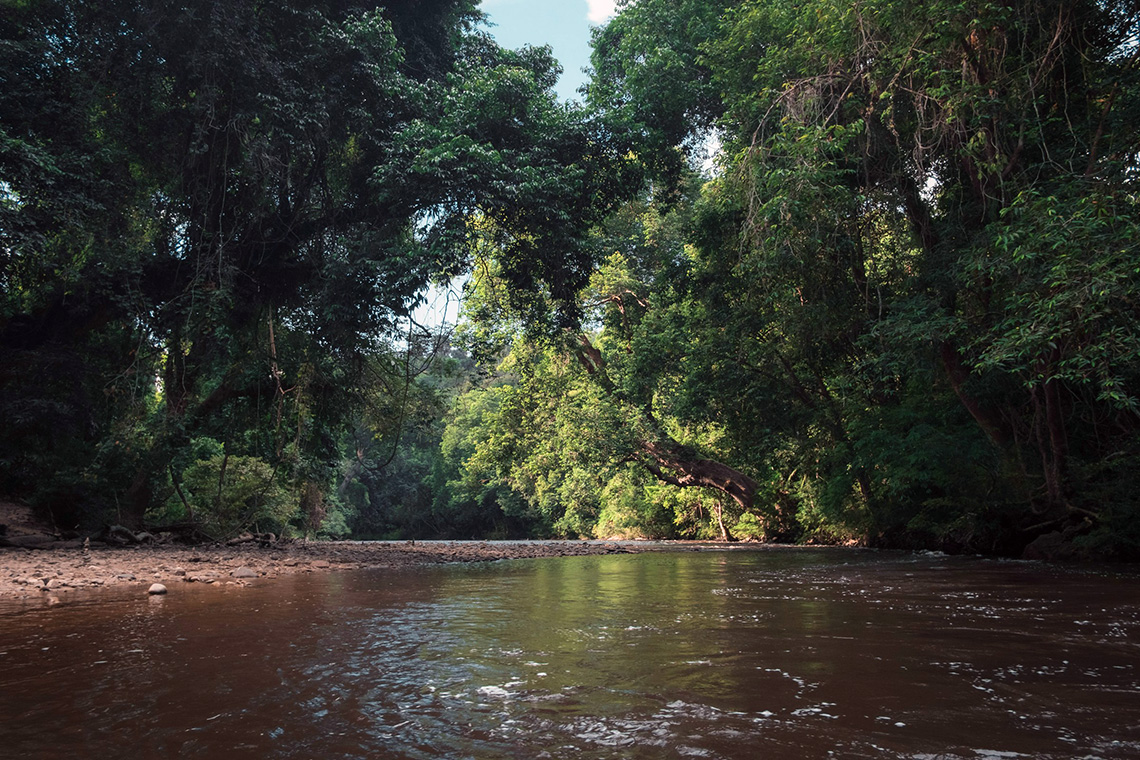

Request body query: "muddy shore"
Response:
[0, 539, 649, 603]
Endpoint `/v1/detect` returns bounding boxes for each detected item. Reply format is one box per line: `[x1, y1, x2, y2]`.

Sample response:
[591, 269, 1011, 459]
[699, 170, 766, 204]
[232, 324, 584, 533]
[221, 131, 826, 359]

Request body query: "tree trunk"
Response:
[122, 469, 154, 531]
[1034, 369, 1070, 509]
[640, 445, 749, 541]
[940, 341, 1010, 448]
[570, 333, 758, 539]
[641, 441, 757, 516]
[570, 334, 757, 539]
[713, 500, 732, 542]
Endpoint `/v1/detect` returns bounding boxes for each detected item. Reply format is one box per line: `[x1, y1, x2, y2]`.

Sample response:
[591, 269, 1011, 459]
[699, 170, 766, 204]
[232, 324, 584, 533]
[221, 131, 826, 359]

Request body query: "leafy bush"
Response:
[181, 455, 295, 539]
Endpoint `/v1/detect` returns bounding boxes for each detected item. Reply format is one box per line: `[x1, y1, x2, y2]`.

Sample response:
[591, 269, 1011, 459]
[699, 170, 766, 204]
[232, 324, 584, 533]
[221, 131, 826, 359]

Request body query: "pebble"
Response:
[148, 583, 167, 595]
[231, 567, 258, 579]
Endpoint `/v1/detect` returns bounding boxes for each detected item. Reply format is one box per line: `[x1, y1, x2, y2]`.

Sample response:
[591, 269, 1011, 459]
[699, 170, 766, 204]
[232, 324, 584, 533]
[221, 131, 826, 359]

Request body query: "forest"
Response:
[1, 0, 1138, 559]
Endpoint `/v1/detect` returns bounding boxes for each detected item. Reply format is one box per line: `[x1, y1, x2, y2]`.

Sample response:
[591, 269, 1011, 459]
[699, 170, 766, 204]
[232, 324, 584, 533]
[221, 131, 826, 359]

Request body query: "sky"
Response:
[478, 0, 619, 102]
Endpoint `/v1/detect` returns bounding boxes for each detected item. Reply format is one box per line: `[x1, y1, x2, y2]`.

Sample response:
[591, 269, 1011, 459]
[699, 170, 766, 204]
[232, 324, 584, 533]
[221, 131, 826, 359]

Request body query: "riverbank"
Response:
[0, 538, 648, 601]
[0, 498, 656, 601]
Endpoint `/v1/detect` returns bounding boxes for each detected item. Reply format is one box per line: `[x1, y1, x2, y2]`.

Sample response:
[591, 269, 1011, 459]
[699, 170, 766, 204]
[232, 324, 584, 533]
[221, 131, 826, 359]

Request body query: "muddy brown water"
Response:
[1, 547, 1138, 759]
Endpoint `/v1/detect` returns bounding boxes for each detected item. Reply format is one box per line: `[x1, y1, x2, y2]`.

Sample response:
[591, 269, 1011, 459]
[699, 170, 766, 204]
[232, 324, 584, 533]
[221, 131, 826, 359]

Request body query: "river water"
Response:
[1, 547, 1138, 759]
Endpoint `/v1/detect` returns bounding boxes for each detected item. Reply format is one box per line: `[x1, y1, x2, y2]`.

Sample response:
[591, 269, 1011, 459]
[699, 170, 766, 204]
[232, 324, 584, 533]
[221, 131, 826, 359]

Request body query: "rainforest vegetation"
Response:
[1, 0, 1138, 558]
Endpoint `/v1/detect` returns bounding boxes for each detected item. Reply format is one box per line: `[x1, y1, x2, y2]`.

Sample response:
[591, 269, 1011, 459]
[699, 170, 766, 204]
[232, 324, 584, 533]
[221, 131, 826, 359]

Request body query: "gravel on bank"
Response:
[0, 539, 648, 602]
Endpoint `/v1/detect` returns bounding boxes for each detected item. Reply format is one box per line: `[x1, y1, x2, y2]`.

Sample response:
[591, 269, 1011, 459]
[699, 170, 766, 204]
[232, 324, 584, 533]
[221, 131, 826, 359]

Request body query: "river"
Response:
[1, 547, 1138, 758]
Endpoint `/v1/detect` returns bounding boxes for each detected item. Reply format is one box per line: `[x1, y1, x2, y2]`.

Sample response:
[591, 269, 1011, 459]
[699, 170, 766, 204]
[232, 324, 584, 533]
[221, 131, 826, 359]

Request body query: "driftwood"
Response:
[100, 520, 282, 547]
[106, 525, 157, 545]
[225, 532, 277, 546]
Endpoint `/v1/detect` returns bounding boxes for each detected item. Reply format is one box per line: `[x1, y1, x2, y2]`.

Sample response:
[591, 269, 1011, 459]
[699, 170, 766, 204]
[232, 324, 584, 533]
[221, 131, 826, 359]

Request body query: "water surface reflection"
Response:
[1, 549, 1138, 758]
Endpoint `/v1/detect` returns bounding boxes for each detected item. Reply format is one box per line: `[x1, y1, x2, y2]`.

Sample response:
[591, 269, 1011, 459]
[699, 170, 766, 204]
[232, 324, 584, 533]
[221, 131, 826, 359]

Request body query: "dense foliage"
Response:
[0, 0, 625, 538]
[432, 0, 1140, 556]
[2, 0, 1137, 558]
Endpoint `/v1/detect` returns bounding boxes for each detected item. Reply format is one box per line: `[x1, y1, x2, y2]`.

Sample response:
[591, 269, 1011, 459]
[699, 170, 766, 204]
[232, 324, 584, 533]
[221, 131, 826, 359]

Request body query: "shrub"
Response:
[181, 455, 295, 539]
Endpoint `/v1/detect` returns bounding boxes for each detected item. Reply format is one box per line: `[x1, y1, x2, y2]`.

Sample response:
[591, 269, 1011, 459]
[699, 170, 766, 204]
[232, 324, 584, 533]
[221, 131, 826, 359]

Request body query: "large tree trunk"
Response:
[572, 334, 757, 540]
[642, 441, 758, 514]
[641, 442, 759, 542]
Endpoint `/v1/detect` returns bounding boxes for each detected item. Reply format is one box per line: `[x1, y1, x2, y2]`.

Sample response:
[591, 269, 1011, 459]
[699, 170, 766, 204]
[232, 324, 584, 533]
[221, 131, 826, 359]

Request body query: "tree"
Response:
[447, 226, 770, 541]
[1, 0, 623, 534]
[338, 331, 472, 538]
[583, 0, 1140, 554]
[587, 0, 745, 191]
